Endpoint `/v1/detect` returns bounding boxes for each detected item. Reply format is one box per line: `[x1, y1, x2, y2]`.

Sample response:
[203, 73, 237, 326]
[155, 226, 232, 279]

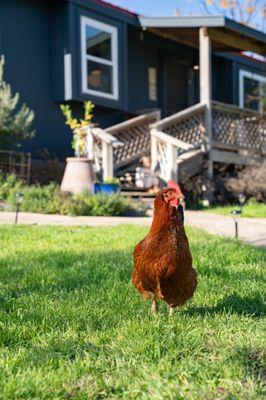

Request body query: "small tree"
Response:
[0, 55, 35, 149]
[60, 101, 95, 157]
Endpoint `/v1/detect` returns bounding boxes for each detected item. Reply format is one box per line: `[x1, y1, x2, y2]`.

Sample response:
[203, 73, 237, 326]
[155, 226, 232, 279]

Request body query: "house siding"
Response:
[212, 55, 234, 104]
[0, 0, 73, 159]
[127, 25, 198, 113]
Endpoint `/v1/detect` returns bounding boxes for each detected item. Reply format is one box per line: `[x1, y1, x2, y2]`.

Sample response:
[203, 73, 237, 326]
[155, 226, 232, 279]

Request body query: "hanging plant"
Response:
[60, 101, 95, 157]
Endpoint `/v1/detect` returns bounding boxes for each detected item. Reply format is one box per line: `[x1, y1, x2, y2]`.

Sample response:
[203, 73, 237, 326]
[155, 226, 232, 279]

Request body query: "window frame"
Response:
[239, 69, 266, 110]
[80, 16, 119, 100]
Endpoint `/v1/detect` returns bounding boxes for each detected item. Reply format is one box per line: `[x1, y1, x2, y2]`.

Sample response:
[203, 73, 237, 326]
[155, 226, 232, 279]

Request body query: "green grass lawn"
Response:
[206, 200, 266, 218]
[0, 225, 265, 399]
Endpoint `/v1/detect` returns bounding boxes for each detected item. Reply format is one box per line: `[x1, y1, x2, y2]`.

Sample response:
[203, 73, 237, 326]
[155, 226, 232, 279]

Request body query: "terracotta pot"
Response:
[60, 157, 96, 194]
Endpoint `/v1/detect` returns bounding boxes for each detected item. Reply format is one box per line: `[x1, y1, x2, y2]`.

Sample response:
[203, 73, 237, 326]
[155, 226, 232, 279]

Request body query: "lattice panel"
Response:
[163, 111, 206, 150]
[112, 114, 159, 169]
[212, 105, 266, 154]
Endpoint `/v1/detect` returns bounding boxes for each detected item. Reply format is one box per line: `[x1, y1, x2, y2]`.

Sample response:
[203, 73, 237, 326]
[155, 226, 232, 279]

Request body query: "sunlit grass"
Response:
[207, 200, 266, 218]
[0, 225, 265, 399]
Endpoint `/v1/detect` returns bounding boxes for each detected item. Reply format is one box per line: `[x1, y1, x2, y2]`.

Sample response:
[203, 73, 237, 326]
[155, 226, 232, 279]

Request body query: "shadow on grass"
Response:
[234, 346, 266, 381]
[184, 293, 265, 318]
[0, 248, 264, 319]
[0, 249, 132, 302]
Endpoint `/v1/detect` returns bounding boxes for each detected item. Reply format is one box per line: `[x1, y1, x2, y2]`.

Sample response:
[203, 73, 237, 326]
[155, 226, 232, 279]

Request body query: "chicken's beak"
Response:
[179, 195, 185, 205]
[176, 195, 186, 209]
[176, 194, 185, 208]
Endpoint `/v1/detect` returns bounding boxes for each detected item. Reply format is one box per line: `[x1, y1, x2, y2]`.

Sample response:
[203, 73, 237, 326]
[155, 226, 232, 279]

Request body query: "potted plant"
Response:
[59, 101, 96, 194]
[93, 177, 120, 195]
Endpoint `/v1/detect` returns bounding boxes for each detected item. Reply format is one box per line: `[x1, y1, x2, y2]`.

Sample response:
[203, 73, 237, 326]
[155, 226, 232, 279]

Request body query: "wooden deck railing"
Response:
[90, 101, 265, 181]
[212, 101, 266, 155]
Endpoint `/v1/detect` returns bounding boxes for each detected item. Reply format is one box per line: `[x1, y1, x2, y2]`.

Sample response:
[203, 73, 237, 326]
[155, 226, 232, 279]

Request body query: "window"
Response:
[148, 67, 157, 101]
[239, 70, 266, 112]
[81, 16, 118, 100]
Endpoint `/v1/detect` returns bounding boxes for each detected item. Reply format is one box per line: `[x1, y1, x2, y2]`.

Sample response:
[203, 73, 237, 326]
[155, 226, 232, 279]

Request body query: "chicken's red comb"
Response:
[167, 180, 183, 195]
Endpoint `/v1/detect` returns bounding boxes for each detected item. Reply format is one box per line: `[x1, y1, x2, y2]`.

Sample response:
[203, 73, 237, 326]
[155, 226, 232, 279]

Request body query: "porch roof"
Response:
[139, 16, 266, 55]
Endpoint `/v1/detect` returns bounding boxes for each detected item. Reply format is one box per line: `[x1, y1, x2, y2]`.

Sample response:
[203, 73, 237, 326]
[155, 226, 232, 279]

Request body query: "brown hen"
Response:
[132, 181, 197, 315]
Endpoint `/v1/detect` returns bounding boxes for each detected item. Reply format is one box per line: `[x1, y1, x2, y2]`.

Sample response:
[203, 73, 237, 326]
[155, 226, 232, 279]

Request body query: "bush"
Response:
[226, 161, 266, 202]
[0, 174, 131, 216]
[58, 192, 129, 216]
[180, 160, 266, 207]
[7, 182, 61, 214]
[0, 174, 23, 201]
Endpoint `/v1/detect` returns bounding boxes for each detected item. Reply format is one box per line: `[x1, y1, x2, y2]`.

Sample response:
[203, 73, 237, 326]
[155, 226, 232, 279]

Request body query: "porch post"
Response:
[199, 27, 213, 180]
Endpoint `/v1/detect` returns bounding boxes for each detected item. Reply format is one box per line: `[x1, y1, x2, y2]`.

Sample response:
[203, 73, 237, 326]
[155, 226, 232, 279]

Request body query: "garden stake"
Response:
[15, 193, 24, 225]
[231, 210, 241, 239]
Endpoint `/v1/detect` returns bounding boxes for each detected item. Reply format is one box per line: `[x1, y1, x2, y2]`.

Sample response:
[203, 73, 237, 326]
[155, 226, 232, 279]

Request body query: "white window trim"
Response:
[81, 16, 119, 100]
[64, 53, 72, 100]
[239, 69, 266, 108]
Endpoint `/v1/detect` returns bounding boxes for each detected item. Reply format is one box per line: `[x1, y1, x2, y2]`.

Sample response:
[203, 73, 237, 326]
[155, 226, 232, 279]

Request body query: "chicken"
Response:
[132, 181, 197, 315]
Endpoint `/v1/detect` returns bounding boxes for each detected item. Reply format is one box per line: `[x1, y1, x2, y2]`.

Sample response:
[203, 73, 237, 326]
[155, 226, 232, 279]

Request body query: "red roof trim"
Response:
[89, 0, 137, 17]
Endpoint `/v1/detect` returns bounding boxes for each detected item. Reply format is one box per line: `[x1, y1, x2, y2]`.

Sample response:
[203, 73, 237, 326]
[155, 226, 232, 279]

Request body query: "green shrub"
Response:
[0, 174, 131, 216]
[7, 182, 61, 214]
[0, 174, 22, 201]
[55, 191, 129, 216]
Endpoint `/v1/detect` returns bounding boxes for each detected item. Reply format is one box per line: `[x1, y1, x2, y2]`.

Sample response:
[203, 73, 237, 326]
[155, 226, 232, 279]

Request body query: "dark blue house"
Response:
[0, 0, 265, 163]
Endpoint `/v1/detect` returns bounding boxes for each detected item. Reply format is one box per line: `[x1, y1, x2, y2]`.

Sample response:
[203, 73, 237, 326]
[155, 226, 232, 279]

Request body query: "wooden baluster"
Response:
[86, 126, 94, 160]
[102, 141, 114, 180]
[166, 142, 177, 182]
[151, 130, 158, 172]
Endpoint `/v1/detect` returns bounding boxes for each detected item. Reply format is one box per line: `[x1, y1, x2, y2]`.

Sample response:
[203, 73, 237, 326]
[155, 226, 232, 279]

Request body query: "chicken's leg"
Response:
[151, 295, 158, 314]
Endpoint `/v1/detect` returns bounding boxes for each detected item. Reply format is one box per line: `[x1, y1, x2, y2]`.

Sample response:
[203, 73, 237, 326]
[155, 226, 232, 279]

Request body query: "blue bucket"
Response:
[92, 183, 120, 195]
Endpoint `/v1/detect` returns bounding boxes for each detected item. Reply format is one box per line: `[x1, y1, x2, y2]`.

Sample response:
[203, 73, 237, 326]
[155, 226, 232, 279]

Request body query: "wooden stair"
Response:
[177, 148, 203, 178]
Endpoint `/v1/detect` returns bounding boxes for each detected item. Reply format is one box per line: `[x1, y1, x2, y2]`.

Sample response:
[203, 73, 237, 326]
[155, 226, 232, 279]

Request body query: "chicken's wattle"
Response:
[169, 197, 180, 207]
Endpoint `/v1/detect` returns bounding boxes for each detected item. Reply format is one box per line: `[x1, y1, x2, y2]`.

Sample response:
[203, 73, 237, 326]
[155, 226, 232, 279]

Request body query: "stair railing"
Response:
[150, 103, 207, 181]
[90, 110, 160, 180]
[106, 110, 161, 169]
[89, 127, 123, 180]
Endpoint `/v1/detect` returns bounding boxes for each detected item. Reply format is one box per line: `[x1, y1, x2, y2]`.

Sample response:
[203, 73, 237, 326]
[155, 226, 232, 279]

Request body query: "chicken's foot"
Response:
[169, 306, 174, 316]
[151, 295, 158, 314]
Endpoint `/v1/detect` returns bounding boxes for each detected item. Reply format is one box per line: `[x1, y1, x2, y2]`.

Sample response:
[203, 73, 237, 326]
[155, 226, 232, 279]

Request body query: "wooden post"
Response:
[102, 141, 114, 181]
[199, 27, 213, 180]
[151, 130, 158, 171]
[166, 142, 177, 182]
